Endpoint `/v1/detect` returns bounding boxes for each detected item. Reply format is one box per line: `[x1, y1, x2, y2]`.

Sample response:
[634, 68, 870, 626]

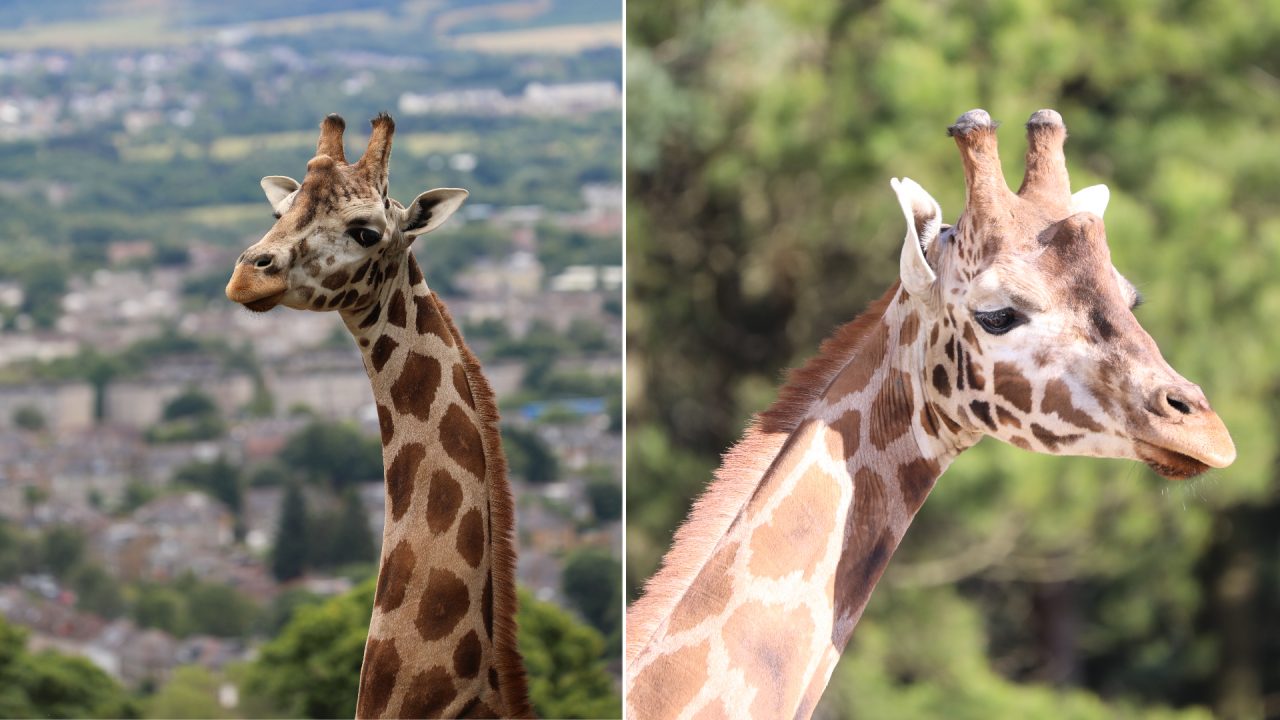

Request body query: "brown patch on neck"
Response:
[868, 370, 914, 450]
[832, 465, 893, 641]
[629, 641, 711, 720]
[357, 637, 401, 718]
[746, 463, 841, 580]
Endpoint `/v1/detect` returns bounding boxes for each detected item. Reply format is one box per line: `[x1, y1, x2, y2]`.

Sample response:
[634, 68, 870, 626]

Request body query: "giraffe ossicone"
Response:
[626, 108, 1235, 720]
[227, 113, 532, 719]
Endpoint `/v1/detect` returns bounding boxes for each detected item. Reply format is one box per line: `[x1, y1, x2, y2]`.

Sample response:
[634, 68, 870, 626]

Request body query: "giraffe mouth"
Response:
[242, 291, 286, 313]
[1135, 441, 1211, 480]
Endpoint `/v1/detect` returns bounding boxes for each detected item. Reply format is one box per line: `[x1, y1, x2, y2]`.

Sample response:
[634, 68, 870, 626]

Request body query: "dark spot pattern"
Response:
[453, 364, 476, 409]
[1031, 423, 1082, 451]
[416, 568, 470, 641]
[899, 457, 939, 513]
[376, 403, 394, 444]
[869, 372, 913, 450]
[488, 667, 499, 691]
[932, 364, 951, 398]
[1042, 378, 1104, 432]
[969, 400, 996, 430]
[358, 301, 382, 328]
[387, 289, 407, 328]
[370, 335, 399, 373]
[441, 404, 486, 480]
[386, 442, 425, 522]
[456, 508, 485, 568]
[1090, 305, 1117, 341]
[415, 294, 455, 346]
[351, 259, 371, 284]
[453, 630, 483, 679]
[374, 540, 416, 612]
[994, 361, 1033, 413]
[321, 268, 350, 290]
[965, 351, 985, 390]
[996, 405, 1022, 428]
[357, 637, 401, 718]
[390, 351, 443, 421]
[398, 666, 456, 719]
[899, 311, 920, 345]
[426, 469, 463, 534]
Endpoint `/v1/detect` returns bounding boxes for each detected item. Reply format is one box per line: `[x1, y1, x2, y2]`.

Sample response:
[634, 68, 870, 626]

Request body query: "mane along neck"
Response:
[429, 290, 530, 716]
[626, 282, 903, 662]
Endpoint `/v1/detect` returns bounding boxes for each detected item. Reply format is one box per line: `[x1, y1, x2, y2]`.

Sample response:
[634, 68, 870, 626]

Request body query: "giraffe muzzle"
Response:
[225, 260, 289, 313]
[1134, 383, 1236, 478]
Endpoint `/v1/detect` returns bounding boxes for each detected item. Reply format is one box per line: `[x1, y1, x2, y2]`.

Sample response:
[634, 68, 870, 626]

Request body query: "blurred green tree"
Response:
[279, 420, 382, 490]
[272, 481, 310, 582]
[0, 617, 137, 718]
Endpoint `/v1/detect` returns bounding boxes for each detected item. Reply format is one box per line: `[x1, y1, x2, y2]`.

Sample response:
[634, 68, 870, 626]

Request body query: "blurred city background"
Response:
[628, 1, 1278, 719]
[0, 1, 621, 718]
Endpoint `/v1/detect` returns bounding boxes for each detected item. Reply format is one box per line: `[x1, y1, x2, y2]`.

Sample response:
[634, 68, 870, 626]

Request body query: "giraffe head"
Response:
[894, 109, 1234, 479]
[225, 113, 467, 313]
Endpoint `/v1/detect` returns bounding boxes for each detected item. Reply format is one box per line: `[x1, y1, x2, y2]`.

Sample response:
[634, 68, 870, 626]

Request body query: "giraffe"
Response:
[225, 113, 532, 719]
[625, 109, 1237, 719]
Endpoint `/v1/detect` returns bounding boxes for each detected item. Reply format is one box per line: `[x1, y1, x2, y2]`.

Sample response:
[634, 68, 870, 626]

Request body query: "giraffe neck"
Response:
[627, 284, 978, 720]
[345, 256, 531, 719]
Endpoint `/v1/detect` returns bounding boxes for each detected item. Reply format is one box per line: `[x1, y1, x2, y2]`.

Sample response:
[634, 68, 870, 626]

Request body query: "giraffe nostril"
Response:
[1166, 394, 1192, 415]
[1154, 384, 1201, 417]
[254, 255, 274, 269]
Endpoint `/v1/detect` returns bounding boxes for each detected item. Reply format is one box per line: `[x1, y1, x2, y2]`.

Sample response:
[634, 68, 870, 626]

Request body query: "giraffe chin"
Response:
[1135, 441, 1212, 481]
[241, 291, 286, 313]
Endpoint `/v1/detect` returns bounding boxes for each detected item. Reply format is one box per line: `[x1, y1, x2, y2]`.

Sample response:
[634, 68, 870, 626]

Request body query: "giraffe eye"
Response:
[974, 308, 1024, 335]
[347, 227, 382, 248]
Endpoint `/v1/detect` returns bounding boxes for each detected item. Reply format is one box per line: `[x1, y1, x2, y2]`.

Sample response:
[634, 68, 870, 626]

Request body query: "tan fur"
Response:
[625, 283, 900, 663]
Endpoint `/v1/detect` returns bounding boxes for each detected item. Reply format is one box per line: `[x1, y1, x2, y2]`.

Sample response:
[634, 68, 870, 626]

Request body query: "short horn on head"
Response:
[316, 113, 347, 163]
[1018, 108, 1071, 206]
[357, 112, 395, 191]
[947, 109, 1013, 218]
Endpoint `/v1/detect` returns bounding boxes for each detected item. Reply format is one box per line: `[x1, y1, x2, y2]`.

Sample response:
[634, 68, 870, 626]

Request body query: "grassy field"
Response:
[0, 8, 392, 51]
[116, 131, 478, 164]
[450, 21, 620, 54]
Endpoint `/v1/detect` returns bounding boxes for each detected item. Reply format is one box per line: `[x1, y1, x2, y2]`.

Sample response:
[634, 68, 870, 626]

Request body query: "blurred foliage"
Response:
[503, 425, 562, 484]
[271, 481, 310, 583]
[562, 546, 622, 654]
[245, 578, 621, 719]
[279, 420, 383, 489]
[628, 0, 1280, 718]
[141, 665, 229, 719]
[0, 616, 138, 718]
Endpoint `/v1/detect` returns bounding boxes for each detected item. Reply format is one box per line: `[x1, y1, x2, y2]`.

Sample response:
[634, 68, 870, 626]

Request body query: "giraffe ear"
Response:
[402, 188, 468, 239]
[261, 176, 301, 214]
[1069, 184, 1109, 217]
[891, 177, 942, 297]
